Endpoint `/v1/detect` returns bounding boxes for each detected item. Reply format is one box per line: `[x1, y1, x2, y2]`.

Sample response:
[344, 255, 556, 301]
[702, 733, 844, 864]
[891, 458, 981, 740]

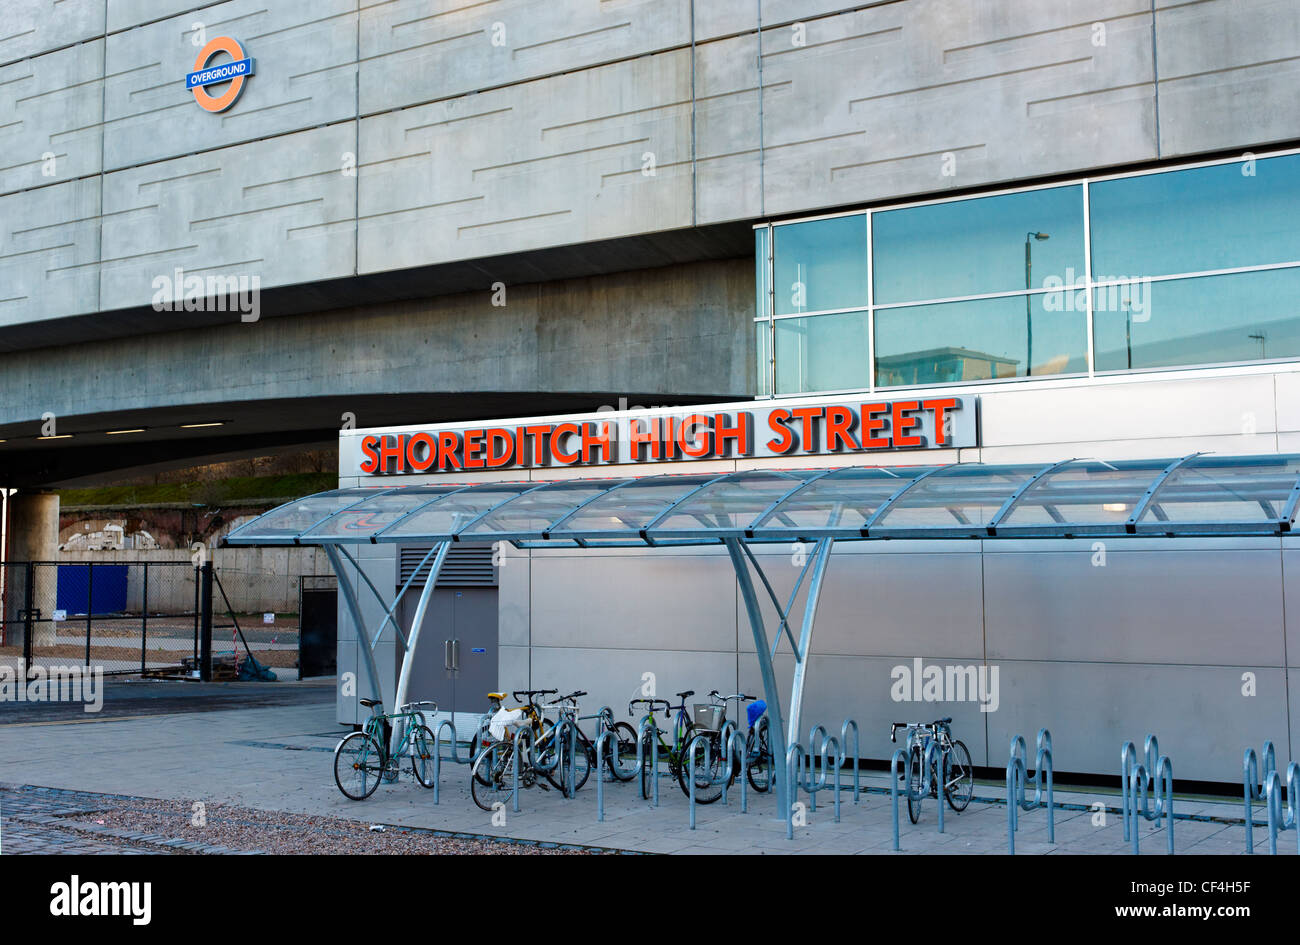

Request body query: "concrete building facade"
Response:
[6, 0, 1300, 782]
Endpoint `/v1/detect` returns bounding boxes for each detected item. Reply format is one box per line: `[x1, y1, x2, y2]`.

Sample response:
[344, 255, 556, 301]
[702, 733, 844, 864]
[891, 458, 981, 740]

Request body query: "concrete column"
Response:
[3, 491, 59, 648]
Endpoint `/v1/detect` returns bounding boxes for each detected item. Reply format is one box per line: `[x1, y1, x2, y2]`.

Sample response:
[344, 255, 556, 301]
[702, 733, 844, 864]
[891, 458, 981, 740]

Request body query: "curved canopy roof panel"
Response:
[223, 453, 1300, 548]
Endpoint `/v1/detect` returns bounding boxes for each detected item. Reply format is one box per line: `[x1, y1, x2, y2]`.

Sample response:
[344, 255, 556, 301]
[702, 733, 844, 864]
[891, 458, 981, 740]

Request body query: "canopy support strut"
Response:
[725, 538, 790, 815]
[393, 541, 451, 748]
[324, 545, 384, 710]
[787, 537, 833, 744]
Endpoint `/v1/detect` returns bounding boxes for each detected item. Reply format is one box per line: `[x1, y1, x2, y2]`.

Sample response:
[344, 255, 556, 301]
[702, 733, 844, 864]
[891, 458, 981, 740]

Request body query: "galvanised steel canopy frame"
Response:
[225, 452, 1300, 811]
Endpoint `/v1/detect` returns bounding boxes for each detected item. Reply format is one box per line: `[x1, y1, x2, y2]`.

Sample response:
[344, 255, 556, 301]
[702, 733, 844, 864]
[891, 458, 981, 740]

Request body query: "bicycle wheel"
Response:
[745, 727, 773, 793]
[677, 731, 730, 804]
[471, 735, 503, 787]
[607, 722, 639, 782]
[944, 739, 975, 812]
[470, 743, 515, 812]
[905, 745, 923, 824]
[546, 732, 592, 794]
[410, 725, 437, 788]
[334, 731, 385, 800]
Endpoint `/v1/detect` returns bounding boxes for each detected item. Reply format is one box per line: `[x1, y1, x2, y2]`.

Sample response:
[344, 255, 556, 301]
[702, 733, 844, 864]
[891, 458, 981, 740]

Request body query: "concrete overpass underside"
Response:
[0, 252, 755, 488]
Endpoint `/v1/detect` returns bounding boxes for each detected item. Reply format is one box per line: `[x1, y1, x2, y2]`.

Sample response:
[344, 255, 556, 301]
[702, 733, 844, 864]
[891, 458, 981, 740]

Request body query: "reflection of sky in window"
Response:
[875, 293, 1088, 382]
[1089, 154, 1300, 278]
[775, 311, 870, 394]
[1093, 267, 1300, 370]
[872, 185, 1085, 304]
[773, 215, 868, 314]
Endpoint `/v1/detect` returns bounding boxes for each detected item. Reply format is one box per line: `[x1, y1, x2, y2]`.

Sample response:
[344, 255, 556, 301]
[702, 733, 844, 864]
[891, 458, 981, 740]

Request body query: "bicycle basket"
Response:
[692, 704, 724, 731]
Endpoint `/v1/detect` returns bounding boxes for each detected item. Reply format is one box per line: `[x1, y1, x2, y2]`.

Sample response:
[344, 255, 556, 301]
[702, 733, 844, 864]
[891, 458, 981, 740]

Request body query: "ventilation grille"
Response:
[399, 544, 497, 587]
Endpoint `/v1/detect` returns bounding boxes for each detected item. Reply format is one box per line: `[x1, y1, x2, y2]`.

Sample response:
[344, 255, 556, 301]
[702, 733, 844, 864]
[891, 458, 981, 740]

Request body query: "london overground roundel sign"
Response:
[185, 36, 255, 113]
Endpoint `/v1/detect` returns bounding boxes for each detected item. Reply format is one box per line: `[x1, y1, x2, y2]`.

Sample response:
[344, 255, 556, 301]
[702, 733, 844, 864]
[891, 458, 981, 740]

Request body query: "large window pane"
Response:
[872, 185, 1084, 304]
[774, 310, 870, 394]
[875, 292, 1086, 387]
[1090, 154, 1300, 279]
[755, 227, 770, 317]
[1093, 267, 1300, 371]
[773, 214, 868, 315]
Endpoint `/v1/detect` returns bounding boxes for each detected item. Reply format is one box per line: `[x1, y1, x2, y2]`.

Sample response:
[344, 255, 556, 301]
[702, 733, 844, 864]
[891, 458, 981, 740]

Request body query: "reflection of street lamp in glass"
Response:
[1024, 232, 1049, 376]
[1122, 296, 1133, 370]
[1249, 331, 1267, 360]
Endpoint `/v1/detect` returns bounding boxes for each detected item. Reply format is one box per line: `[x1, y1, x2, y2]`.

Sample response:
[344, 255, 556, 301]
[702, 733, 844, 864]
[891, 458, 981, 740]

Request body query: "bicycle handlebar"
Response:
[513, 689, 558, 702]
[628, 698, 670, 716]
[890, 718, 954, 741]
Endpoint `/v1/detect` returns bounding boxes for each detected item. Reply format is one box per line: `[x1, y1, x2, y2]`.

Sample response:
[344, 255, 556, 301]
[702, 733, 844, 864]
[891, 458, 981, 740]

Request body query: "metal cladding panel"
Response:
[983, 545, 1286, 666]
[991, 660, 1291, 783]
[529, 552, 737, 652]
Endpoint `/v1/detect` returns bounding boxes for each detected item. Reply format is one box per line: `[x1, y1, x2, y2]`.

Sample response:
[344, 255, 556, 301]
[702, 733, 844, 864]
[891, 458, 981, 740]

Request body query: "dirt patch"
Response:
[71, 797, 603, 854]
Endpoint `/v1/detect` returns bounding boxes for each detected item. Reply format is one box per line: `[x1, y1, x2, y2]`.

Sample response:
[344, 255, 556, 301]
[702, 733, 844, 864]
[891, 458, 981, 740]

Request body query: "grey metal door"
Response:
[445, 588, 498, 714]
[400, 587, 497, 718]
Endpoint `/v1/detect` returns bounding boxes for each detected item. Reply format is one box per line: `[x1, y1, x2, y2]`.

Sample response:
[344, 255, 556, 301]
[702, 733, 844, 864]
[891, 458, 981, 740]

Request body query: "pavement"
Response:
[0, 679, 1294, 855]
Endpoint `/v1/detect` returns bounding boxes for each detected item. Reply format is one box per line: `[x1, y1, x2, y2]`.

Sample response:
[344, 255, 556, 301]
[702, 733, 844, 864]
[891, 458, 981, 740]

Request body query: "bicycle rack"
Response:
[720, 728, 749, 813]
[785, 743, 805, 839]
[1263, 762, 1300, 855]
[890, 749, 906, 850]
[430, 718, 469, 805]
[584, 706, 624, 783]
[688, 737, 711, 829]
[595, 727, 630, 823]
[1006, 729, 1054, 854]
[510, 728, 533, 813]
[1243, 741, 1277, 853]
[806, 724, 842, 821]
[887, 742, 947, 850]
[841, 719, 861, 804]
[1121, 735, 1174, 854]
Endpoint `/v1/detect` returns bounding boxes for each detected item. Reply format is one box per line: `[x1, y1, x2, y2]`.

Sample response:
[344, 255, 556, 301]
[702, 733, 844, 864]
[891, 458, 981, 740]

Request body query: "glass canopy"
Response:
[223, 453, 1300, 548]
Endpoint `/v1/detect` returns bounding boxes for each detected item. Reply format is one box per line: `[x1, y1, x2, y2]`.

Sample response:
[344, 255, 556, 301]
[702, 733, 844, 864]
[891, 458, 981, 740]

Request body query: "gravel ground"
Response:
[67, 796, 603, 854]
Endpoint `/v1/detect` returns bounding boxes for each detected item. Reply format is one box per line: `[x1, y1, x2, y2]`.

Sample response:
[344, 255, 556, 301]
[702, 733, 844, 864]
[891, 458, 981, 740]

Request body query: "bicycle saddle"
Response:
[359, 699, 380, 708]
[676, 690, 695, 698]
[487, 692, 507, 701]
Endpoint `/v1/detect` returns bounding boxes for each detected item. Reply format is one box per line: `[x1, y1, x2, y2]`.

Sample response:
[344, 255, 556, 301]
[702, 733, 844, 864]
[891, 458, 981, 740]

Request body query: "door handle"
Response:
[451, 639, 460, 672]
[443, 639, 452, 671]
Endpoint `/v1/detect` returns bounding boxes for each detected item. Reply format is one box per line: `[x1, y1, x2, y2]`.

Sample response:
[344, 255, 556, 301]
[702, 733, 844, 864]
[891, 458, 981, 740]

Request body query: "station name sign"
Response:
[356, 397, 976, 475]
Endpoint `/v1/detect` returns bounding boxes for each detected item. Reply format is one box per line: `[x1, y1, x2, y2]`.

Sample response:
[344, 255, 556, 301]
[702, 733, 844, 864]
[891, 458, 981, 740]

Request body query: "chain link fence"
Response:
[1, 561, 200, 676]
[0, 558, 312, 680]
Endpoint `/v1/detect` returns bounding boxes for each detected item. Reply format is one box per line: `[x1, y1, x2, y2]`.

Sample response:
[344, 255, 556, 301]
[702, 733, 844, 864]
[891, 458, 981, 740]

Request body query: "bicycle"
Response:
[470, 689, 559, 787]
[890, 716, 974, 823]
[629, 691, 697, 801]
[470, 708, 553, 812]
[680, 690, 761, 804]
[333, 698, 438, 800]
